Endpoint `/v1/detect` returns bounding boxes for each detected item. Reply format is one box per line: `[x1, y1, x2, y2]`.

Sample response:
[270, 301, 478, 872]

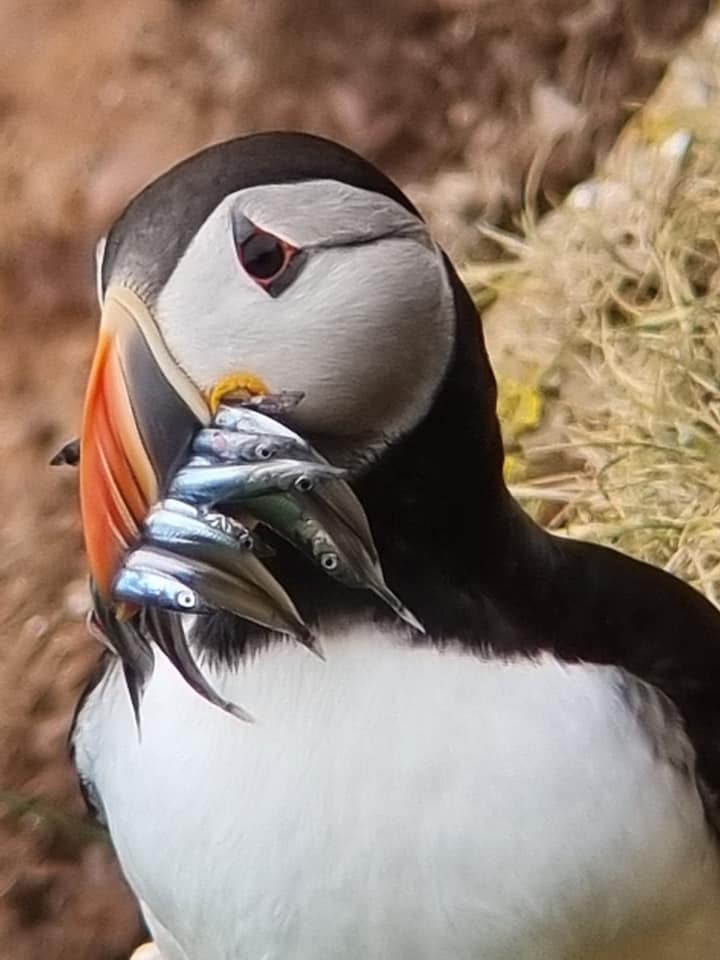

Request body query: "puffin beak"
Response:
[80, 285, 210, 600]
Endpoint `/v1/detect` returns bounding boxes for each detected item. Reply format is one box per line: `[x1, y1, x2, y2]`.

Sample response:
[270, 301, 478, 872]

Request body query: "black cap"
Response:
[101, 131, 422, 295]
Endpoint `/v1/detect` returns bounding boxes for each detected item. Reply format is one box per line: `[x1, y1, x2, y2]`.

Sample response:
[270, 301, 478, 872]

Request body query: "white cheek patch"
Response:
[154, 205, 264, 379]
[280, 238, 454, 438]
[154, 182, 455, 447]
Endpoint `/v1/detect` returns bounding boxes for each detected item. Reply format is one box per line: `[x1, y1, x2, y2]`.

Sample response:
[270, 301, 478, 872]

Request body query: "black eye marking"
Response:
[237, 227, 306, 297]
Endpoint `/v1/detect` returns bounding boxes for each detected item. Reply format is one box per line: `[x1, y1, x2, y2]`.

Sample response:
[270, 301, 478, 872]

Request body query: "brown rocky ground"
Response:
[0, 1, 710, 957]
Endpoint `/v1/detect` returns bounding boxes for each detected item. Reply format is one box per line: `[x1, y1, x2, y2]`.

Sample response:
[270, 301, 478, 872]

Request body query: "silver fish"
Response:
[92, 578, 252, 725]
[303, 492, 424, 632]
[212, 406, 375, 555]
[245, 494, 342, 573]
[87, 598, 155, 728]
[118, 545, 312, 643]
[113, 562, 213, 615]
[213, 405, 315, 452]
[142, 607, 254, 722]
[143, 503, 311, 645]
[168, 459, 345, 506]
[237, 391, 305, 416]
[192, 428, 310, 464]
[145, 501, 254, 552]
[313, 481, 379, 564]
[246, 493, 424, 632]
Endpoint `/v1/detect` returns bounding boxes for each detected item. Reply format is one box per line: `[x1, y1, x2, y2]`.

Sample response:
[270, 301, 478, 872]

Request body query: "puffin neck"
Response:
[350, 268, 519, 634]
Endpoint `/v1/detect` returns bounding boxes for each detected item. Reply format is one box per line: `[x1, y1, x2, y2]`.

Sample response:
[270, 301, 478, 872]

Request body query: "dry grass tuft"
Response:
[465, 9, 720, 606]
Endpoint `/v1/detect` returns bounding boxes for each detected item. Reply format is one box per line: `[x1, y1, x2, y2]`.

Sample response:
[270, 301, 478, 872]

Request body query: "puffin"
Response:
[69, 132, 720, 960]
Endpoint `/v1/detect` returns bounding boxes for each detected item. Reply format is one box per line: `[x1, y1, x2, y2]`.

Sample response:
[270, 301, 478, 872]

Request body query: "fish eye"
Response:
[320, 553, 339, 571]
[238, 230, 295, 285]
[294, 476, 314, 492]
[176, 589, 197, 609]
[255, 443, 274, 460]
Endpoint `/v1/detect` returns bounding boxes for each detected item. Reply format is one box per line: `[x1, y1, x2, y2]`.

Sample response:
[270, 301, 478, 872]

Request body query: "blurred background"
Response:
[0, 1, 713, 957]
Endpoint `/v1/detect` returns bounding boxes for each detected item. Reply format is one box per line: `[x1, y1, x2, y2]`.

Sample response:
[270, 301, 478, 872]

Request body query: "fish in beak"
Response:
[78, 284, 319, 722]
[77, 282, 423, 716]
[80, 284, 210, 602]
[78, 285, 323, 642]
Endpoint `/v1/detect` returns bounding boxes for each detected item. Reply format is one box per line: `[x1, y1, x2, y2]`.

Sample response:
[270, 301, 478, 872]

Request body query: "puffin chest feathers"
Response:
[72, 626, 720, 960]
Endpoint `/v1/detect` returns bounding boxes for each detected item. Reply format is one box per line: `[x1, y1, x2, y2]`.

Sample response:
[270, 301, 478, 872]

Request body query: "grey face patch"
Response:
[149, 180, 455, 452]
[98, 139, 455, 457]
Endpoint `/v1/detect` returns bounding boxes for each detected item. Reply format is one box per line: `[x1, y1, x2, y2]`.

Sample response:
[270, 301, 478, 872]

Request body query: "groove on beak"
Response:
[80, 285, 209, 599]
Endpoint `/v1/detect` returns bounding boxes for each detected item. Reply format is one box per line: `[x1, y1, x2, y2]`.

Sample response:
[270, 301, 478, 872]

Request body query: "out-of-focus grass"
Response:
[463, 10, 720, 607]
[496, 376, 544, 483]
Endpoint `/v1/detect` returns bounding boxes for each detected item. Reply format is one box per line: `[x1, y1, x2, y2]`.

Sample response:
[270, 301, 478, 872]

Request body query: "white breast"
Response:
[72, 627, 720, 960]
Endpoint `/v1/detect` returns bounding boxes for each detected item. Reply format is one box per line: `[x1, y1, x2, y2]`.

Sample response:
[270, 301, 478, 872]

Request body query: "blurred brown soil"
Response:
[0, 1, 709, 957]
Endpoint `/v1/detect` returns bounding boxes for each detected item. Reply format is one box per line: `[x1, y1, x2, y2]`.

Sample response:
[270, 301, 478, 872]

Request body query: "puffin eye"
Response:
[240, 232, 286, 279]
[238, 228, 301, 295]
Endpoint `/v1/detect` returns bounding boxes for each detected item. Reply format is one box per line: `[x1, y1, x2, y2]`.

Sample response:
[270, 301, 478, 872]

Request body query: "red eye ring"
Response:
[238, 229, 297, 289]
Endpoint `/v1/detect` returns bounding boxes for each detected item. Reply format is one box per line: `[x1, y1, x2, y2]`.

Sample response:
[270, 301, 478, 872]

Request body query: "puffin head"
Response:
[81, 132, 494, 603]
